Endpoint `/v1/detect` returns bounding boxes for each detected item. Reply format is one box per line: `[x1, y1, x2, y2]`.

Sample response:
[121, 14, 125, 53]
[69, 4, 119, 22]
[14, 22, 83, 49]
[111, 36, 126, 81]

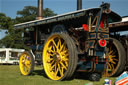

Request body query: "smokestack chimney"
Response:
[37, 0, 43, 20]
[77, 0, 82, 10]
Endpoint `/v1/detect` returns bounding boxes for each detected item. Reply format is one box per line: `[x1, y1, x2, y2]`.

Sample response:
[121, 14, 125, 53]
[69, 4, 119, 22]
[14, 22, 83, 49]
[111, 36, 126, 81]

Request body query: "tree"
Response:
[0, 13, 12, 30]
[0, 13, 25, 49]
[0, 29, 25, 49]
[43, 8, 57, 17]
[15, 6, 57, 23]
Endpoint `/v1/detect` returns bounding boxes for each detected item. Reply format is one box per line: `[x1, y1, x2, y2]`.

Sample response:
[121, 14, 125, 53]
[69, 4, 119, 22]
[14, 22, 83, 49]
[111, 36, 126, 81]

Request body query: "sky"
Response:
[0, 0, 128, 19]
[0, 0, 128, 39]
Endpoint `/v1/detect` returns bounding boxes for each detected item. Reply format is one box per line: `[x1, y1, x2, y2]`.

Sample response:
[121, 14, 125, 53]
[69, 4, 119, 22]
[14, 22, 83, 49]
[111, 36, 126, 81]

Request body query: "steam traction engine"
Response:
[14, 2, 121, 81]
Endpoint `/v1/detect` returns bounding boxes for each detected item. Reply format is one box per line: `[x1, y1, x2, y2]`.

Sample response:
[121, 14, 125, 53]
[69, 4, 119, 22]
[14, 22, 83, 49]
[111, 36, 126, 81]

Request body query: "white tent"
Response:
[0, 48, 24, 64]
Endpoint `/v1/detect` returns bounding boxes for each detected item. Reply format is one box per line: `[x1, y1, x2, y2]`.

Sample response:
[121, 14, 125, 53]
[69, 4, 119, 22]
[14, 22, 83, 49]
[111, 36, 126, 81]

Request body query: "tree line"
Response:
[0, 6, 56, 49]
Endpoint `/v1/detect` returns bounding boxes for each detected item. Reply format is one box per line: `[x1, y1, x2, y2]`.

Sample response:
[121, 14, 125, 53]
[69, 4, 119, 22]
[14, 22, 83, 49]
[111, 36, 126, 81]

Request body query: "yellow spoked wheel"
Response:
[104, 38, 126, 77]
[43, 33, 78, 80]
[19, 51, 34, 76]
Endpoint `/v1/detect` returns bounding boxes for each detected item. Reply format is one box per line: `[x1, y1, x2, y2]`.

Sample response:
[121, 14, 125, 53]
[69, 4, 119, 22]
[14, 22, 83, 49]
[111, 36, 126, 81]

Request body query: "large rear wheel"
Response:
[19, 51, 34, 76]
[104, 38, 126, 77]
[43, 33, 78, 80]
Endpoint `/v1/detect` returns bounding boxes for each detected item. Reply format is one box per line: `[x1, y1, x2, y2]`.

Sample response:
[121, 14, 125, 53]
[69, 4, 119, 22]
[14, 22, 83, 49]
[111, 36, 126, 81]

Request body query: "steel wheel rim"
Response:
[43, 35, 69, 80]
[105, 44, 119, 76]
[19, 53, 31, 75]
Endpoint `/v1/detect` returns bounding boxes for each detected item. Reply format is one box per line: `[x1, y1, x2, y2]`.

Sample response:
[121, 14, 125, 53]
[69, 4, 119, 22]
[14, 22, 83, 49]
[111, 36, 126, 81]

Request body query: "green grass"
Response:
[0, 65, 117, 85]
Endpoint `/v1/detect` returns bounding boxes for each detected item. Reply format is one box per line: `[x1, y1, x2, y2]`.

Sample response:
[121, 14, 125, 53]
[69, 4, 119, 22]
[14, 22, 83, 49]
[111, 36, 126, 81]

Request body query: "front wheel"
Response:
[43, 33, 78, 80]
[19, 51, 34, 76]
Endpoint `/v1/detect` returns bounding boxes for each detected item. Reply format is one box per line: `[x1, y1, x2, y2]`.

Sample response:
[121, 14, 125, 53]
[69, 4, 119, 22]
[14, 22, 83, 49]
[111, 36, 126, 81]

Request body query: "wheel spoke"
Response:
[65, 61, 68, 67]
[111, 60, 116, 64]
[25, 55, 28, 60]
[52, 40, 57, 49]
[52, 45, 56, 52]
[61, 50, 68, 56]
[111, 52, 116, 56]
[60, 42, 66, 51]
[57, 38, 61, 49]
[26, 64, 30, 69]
[113, 58, 118, 61]
[48, 48, 54, 53]
[108, 63, 112, 71]
[21, 58, 25, 63]
[109, 50, 113, 55]
[47, 46, 55, 53]
[111, 55, 116, 58]
[23, 55, 26, 61]
[63, 53, 69, 58]
[62, 67, 64, 75]
[111, 64, 115, 71]
[24, 66, 27, 73]
[54, 63, 57, 72]
[106, 64, 109, 73]
[60, 62, 67, 70]
[50, 63, 56, 72]
[51, 63, 56, 69]
[51, 60, 55, 65]
[25, 65, 30, 72]
[49, 53, 54, 56]
[58, 64, 64, 77]
[61, 57, 68, 61]
[55, 67, 59, 77]
[47, 58, 54, 63]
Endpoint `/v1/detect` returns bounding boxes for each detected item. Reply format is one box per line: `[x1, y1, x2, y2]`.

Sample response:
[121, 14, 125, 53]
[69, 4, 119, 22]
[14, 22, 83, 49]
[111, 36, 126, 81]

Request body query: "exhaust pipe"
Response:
[37, 0, 43, 20]
[37, 0, 82, 19]
[77, 0, 82, 10]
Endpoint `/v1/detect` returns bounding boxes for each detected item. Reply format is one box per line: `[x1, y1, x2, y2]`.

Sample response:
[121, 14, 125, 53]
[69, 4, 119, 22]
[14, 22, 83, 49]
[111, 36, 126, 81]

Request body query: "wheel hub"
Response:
[53, 53, 61, 63]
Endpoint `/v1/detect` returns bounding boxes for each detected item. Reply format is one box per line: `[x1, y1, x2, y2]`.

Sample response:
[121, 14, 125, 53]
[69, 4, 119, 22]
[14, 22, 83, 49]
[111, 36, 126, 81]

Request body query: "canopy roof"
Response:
[14, 8, 121, 29]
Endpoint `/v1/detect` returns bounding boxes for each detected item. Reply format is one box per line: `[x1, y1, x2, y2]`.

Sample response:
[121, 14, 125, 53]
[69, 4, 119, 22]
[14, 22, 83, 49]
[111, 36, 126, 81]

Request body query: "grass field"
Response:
[0, 65, 117, 85]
